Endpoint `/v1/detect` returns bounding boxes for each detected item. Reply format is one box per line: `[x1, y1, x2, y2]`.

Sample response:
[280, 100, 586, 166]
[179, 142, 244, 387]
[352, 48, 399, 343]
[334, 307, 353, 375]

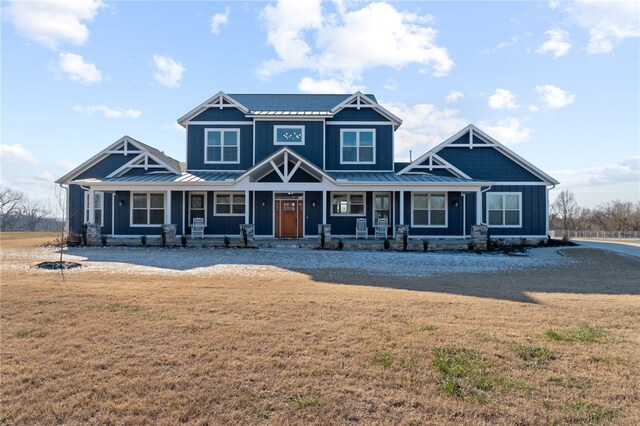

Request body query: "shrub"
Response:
[423, 239, 429, 251]
[223, 235, 231, 248]
[180, 235, 188, 247]
[337, 238, 344, 250]
[320, 226, 326, 249]
[383, 238, 390, 250]
[100, 235, 107, 247]
[140, 235, 147, 247]
[467, 240, 475, 251]
[402, 231, 408, 251]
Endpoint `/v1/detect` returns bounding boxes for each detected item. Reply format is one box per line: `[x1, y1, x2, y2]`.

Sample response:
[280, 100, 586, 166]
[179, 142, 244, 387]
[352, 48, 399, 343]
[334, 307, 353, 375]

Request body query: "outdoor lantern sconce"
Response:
[311, 200, 316, 207]
[453, 200, 459, 207]
[119, 200, 125, 207]
[261, 200, 266, 207]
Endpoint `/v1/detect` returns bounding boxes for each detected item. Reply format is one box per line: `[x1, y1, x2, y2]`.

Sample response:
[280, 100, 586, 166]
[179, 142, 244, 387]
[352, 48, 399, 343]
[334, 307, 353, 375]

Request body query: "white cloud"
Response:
[259, 0, 453, 90]
[482, 35, 519, 54]
[528, 105, 540, 112]
[488, 88, 518, 110]
[535, 84, 576, 108]
[381, 101, 467, 160]
[152, 54, 185, 88]
[548, 0, 560, 10]
[56, 160, 78, 171]
[478, 117, 532, 145]
[536, 29, 571, 58]
[0, 144, 39, 165]
[445, 90, 464, 103]
[569, 1, 640, 54]
[552, 156, 640, 187]
[298, 76, 362, 94]
[210, 7, 229, 35]
[5, 0, 103, 49]
[57, 52, 102, 84]
[383, 78, 397, 91]
[73, 104, 141, 119]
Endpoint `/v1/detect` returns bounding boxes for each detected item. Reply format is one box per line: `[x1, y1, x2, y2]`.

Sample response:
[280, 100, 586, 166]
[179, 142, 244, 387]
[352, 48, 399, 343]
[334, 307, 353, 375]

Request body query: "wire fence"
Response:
[550, 230, 639, 239]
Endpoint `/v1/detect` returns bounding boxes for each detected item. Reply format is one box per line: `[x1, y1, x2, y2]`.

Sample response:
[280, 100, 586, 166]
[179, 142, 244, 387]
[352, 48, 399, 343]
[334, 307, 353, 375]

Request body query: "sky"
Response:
[1, 0, 639, 209]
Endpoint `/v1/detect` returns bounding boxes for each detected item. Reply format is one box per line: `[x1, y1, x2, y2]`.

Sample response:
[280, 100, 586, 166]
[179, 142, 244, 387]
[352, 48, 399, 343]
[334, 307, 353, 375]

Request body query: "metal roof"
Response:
[79, 171, 242, 183]
[228, 93, 378, 113]
[330, 172, 478, 184]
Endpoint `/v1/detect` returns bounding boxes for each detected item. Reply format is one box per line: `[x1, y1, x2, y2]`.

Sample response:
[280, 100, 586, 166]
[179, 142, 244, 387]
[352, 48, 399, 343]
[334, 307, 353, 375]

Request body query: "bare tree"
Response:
[0, 186, 25, 230]
[551, 190, 580, 237]
[19, 199, 51, 231]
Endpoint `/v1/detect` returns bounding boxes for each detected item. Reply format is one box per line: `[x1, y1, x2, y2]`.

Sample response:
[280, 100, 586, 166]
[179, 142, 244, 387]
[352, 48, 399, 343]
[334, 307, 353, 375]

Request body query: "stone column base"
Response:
[162, 224, 177, 245]
[318, 224, 332, 248]
[395, 224, 409, 243]
[86, 224, 101, 246]
[240, 224, 255, 246]
[470, 225, 489, 251]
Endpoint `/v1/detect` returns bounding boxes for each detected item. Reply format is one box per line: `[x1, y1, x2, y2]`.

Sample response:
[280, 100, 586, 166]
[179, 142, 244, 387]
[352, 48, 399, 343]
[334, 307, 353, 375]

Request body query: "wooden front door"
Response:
[275, 199, 303, 238]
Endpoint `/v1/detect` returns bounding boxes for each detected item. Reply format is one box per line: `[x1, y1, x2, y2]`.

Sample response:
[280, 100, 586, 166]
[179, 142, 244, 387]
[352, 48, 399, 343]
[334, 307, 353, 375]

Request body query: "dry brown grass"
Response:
[1, 234, 639, 425]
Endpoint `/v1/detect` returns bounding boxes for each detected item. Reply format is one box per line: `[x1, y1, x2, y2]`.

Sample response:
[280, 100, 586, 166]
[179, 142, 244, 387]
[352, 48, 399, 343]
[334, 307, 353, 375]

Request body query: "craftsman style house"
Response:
[57, 92, 558, 241]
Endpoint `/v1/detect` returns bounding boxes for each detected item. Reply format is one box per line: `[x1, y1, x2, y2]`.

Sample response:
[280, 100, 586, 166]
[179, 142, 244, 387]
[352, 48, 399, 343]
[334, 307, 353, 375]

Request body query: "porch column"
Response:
[399, 190, 405, 225]
[322, 190, 327, 224]
[88, 188, 95, 224]
[182, 191, 186, 236]
[165, 190, 171, 224]
[476, 189, 483, 225]
[245, 190, 250, 223]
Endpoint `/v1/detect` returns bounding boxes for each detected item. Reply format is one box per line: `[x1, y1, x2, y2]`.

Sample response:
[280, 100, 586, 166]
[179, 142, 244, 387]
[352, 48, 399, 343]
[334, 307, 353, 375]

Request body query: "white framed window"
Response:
[84, 191, 104, 226]
[214, 193, 245, 216]
[274, 125, 305, 145]
[373, 192, 391, 223]
[131, 192, 165, 226]
[340, 129, 376, 164]
[412, 193, 447, 227]
[205, 129, 240, 164]
[189, 192, 207, 225]
[331, 192, 365, 216]
[487, 192, 522, 227]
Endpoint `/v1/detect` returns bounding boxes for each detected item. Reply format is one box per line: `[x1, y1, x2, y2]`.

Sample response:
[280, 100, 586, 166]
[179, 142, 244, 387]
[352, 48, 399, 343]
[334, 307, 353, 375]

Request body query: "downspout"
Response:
[478, 185, 493, 225]
[111, 193, 115, 237]
[546, 184, 556, 237]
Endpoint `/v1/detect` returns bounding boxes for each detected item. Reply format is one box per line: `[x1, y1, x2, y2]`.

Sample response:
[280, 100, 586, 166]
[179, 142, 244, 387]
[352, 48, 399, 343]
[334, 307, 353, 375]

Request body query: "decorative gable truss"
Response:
[331, 91, 403, 128]
[397, 153, 471, 179]
[106, 151, 179, 178]
[236, 148, 334, 184]
[176, 91, 249, 126]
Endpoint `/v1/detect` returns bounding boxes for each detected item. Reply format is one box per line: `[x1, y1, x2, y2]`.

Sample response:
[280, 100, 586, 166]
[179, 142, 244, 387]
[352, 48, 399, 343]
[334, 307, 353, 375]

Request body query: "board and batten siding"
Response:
[482, 185, 547, 236]
[254, 191, 273, 236]
[324, 124, 394, 171]
[186, 123, 253, 171]
[254, 120, 324, 167]
[402, 191, 465, 236]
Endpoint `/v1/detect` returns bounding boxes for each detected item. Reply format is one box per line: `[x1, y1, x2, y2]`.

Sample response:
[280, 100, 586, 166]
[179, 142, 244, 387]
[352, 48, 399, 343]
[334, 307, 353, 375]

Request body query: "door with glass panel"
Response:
[373, 193, 391, 235]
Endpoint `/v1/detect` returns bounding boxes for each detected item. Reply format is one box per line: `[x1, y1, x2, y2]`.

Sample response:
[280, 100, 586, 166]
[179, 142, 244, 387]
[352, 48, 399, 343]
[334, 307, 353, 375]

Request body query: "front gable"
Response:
[237, 147, 334, 184]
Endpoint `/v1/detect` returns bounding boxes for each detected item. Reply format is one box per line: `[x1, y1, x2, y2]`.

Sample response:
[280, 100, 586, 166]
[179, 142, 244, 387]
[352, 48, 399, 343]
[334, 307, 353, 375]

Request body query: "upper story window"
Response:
[340, 129, 375, 164]
[274, 126, 305, 145]
[487, 193, 521, 227]
[205, 129, 240, 164]
[84, 191, 103, 226]
[412, 193, 447, 227]
[131, 192, 165, 226]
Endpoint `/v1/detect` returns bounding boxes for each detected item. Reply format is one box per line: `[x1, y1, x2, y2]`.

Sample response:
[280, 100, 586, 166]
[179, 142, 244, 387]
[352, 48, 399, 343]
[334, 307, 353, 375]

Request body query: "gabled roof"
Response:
[400, 124, 559, 185]
[236, 147, 335, 184]
[397, 152, 471, 179]
[56, 136, 182, 184]
[330, 92, 402, 127]
[177, 91, 250, 126]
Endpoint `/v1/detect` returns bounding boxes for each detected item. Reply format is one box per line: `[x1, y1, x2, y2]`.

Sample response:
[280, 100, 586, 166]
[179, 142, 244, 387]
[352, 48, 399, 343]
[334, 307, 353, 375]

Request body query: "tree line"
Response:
[551, 190, 640, 234]
[0, 186, 61, 231]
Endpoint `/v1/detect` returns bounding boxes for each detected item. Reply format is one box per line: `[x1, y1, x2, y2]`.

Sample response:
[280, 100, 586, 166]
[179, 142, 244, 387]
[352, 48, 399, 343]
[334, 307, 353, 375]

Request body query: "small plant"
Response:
[402, 230, 408, 251]
[538, 239, 545, 247]
[512, 344, 557, 366]
[422, 239, 429, 251]
[241, 226, 248, 247]
[100, 235, 107, 247]
[467, 240, 475, 251]
[140, 235, 147, 247]
[160, 227, 167, 246]
[320, 226, 326, 249]
[519, 237, 527, 247]
[180, 235, 188, 247]
[373, 351, 394, 368]
[337, 238, 344, 250]
[223, 235, 231, 248]
[383, 238, 390, 250]
[81, 223, 88, 246]
[545, 325, 607, 343]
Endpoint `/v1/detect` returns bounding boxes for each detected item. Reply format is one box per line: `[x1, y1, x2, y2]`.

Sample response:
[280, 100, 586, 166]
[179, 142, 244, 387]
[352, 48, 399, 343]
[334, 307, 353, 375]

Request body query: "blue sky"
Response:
[1, 0, 638, 208]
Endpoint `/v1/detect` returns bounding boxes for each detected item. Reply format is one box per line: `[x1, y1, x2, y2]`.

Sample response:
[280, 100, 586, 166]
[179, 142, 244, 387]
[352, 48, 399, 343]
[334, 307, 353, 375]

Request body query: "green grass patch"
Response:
[432, 347, 492, 400]
[373, 351, 394, 368]
[291, 394, 322, 411]
[512, 344, 557, 366]
[14, 328, 48, 338]
[567, 399, 618, 424]
[103, 303, 141, 314]
[545, 325, 608, 343]
[548, 375, 591, 389]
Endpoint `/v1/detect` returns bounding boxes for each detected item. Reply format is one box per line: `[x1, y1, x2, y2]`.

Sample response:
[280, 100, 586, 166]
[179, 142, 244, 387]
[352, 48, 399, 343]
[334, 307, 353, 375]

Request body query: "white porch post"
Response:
[182, 191, 186, 236]
[476, 189, 482, 225]
[245, 190, 250, 223]
[322, 190, 327, 224]
[399, 190, 405, 225]
[165, 190, 171, 224]
[88, 188, 95, 224]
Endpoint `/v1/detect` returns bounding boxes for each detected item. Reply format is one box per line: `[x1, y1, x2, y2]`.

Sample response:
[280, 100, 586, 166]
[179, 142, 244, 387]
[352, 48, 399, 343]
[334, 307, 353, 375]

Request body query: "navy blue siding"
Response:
[437, 147, 543, 182]
[76, 154, 133, 180]
[330, 108, 389, 121]
[483, 185, 547, 236]
[102, 193, 112, 235]
[171, 191, 183, 235]
[187, 124, 253, 171]
[464, 192, 477, 235]
[304, 191, 323, 236]
[403, 192, 464, 236]
[325, 124, 394, 171]
[254, 121, 323, 167]
[190, 107, 251, 122]
[327, 192, 372, 236]
[254, 191, 273, 236]
[68, 184, 84, 235]
[113, 191, 161, 236]
[450, 134, 488, 145]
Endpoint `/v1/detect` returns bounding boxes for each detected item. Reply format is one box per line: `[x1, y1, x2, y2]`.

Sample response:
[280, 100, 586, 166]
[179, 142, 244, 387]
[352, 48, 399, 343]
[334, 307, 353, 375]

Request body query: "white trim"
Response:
[340, 128, 376, 165]
[490, 181, 548, 186]
[397, 152, 470, 179]
[84, 190, 103, 225]
[236, 147, 336, 184]
[165, 190, 171, 224]
[476, 189, 483, 225]
[325, 169, 395, 173]
[322, 190, 327, 224]
[177, 91, 249, 126]
[462, 193, 466, 238]
[188, 192, 208, 226]
[326, 121, 393, 126]
[186, 121, 252, 126]
[252, 120, 256, 166]
[322, 122, 326, 170]
[214, 192, 246, 216]
[111, 193, 115, 237]
[330, 92, 402, 127]
[245, 190, 250, 224]
[486, 192, 523, 228]
[204, 128, 241, 164]
[249, 117, 327, 121]
[411, 192, 448, 228]
[330, 192, 366, 217]
[130, 192, 166, 227]
[182, 191, 186, 237]
[186, 169, 246, 173]
[273, 125, 305, 145]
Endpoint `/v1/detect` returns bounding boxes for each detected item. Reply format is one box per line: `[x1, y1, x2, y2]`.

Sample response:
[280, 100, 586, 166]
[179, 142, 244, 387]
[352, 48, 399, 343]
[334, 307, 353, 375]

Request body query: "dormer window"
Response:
[274, 126, 305, 145]
[205, 129, 240, 163]
[340, 129, 375, 164]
